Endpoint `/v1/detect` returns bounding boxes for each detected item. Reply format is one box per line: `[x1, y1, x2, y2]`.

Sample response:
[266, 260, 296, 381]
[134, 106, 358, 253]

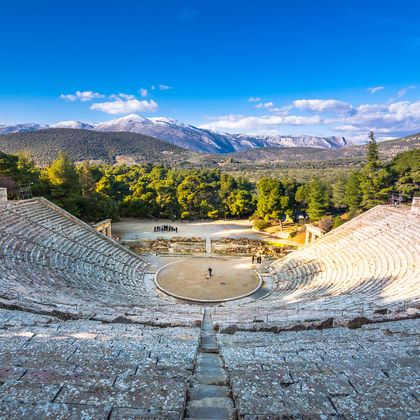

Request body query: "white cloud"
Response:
[293, 99, 353, 114]
[60, 90, 105, 102]
[330, 99, 420, 138]
[151, 85, 156, 90]
[202, 96, 420, 141]
[159, 84, 172, 91]
[90, 99, 158, 114]
[248, 96, 261, 102]
[110, 93, 136, 100]
[269, 105, 293, 114]
[200, 114, 328, 131]
[367, 86, 384, 94]
[139, 88, 148, 97]
[398, 85, 416, 98]
[255, 101, 274, 109]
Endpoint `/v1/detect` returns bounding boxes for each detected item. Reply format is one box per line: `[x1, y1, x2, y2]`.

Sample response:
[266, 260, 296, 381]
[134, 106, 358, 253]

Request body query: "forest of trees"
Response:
[0, 133, 418, 230]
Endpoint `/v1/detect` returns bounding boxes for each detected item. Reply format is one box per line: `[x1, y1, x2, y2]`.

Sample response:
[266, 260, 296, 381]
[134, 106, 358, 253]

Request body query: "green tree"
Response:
[256, 178, 286, 222]
[332, 176, 348, 210]
[295, 184, 310, 214]
[41, 151, 81, 215]
[79, 192, 118, 221]
[78, 161, 96, 197]
[366, 131, 379, 165]
[345, 171, 362, 211]
[389, 149, 420, 199]
[227, 190, 255, 217]
[307, 177, 330, 221]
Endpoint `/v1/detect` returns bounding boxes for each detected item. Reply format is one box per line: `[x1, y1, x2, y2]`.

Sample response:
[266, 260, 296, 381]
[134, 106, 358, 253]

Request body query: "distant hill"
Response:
[228, 132, 420, 162]
[0, 128, 418, 169]
[0, 114, 350, 154]
[0, 128, 198, 166]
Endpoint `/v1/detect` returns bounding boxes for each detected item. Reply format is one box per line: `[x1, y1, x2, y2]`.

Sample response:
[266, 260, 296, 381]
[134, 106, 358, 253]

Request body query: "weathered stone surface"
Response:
[218, 319, 420, 418]
[0, 400, 112, 419]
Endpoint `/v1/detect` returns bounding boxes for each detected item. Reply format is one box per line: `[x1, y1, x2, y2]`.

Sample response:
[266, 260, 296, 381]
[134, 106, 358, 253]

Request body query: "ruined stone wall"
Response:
[0, 188, 7, 202]
[125, 236, 296, 257]
[129, 237, 206, 254]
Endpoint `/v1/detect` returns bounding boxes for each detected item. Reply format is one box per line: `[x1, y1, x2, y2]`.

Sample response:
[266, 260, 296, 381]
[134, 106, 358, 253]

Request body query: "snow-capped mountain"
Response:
[0, 123, 48, 134]
[50, 121, 95, 130]
[0, 114, 351, 153]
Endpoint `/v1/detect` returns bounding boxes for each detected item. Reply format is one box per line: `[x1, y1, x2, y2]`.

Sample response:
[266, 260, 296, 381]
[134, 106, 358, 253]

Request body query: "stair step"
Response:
[195, 365, 225, 376]
[189, 384, 231, 400]
[201, 336, 217, 345]
[198, 353, 222, 365]
[185, 309, 235, 420]
[193, 374, 228, 386]
[186, 404, 235, 419]
[200, 347, 219, 354]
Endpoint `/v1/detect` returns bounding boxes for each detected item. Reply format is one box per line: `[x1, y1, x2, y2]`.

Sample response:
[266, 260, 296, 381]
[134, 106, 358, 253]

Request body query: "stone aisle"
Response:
[184, 309, 236, 419]
[206, 237, 212, 254]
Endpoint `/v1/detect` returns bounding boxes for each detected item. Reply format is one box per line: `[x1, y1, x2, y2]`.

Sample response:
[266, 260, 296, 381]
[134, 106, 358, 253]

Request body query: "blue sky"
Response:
[1, 0, 419, 141]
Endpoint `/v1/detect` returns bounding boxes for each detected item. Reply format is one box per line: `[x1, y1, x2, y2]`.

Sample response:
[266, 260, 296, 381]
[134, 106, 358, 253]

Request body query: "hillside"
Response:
[0, 128, 199, 166]
[228, 132, 420, 162]
[0, 129, 418, 177]
[0, 114, 349, 154]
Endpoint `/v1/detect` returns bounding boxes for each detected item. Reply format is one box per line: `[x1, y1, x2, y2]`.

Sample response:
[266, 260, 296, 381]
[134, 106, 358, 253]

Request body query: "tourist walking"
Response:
[208, 267, 213, 277]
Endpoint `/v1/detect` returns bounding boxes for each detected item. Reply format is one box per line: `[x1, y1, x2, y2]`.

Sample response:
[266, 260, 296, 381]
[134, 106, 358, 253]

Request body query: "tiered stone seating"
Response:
[213, 205, 420, 328]
[1, 197, 419, 420]
[0, 308, 199, 418]
[217, 318, 420, 418]
[0, 198, 202, 326]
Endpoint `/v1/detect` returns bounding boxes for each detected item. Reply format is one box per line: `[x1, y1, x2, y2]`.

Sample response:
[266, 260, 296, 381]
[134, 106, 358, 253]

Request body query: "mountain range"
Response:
[0, 114, 350, 154]
[0, 127, 418, 169]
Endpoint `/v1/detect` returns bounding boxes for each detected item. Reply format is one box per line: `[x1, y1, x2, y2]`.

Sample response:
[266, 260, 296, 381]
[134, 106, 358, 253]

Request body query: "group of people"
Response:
[153, 225, 178, 233]
[252, 255, 263, 264]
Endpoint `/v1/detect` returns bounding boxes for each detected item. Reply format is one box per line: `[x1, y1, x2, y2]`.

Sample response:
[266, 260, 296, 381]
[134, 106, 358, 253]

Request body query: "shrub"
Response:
[317, 216, 333, 232]
[254, 218, 269, 230]
[333, 215, 344, 229]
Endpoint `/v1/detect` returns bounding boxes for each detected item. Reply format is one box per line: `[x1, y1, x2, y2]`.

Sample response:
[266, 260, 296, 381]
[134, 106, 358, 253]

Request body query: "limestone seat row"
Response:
[213, 205, 420, 326]
[0, 198, 202, 326]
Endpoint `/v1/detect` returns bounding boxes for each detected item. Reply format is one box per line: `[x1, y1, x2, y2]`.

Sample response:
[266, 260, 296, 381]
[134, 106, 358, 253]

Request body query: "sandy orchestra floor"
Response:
[156, 256, 260, 301]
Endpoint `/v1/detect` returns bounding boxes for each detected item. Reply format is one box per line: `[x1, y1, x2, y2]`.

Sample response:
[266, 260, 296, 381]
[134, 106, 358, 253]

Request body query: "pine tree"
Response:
[307, 178, 330, 221]
[345, 171, 362, 211]
[332, 176, 348, 210]
[41, 151, 81, 215]
[366, 131, 379, 165]
[78, 161, 96, 197]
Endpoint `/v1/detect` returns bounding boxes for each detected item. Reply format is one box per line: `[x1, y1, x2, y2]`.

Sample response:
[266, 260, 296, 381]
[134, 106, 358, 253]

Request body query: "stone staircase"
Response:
[184, 309, 236, 419]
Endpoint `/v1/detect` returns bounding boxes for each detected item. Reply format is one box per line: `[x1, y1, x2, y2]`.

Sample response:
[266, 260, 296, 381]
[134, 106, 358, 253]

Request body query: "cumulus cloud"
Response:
[293, 99, 353, 114]
[248, 97, 261, 102]
[90, 99, 158, 114]
[200, 114, 328, 131]
[202, 96, 420, 141]
[255, 101, 274, 109]
[159, 84, 172, 91]
[367, 86, 385, 94]
[330, 99, 420, 139]
[60, 91, 105, 102]
[139, 88, 148, 97]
